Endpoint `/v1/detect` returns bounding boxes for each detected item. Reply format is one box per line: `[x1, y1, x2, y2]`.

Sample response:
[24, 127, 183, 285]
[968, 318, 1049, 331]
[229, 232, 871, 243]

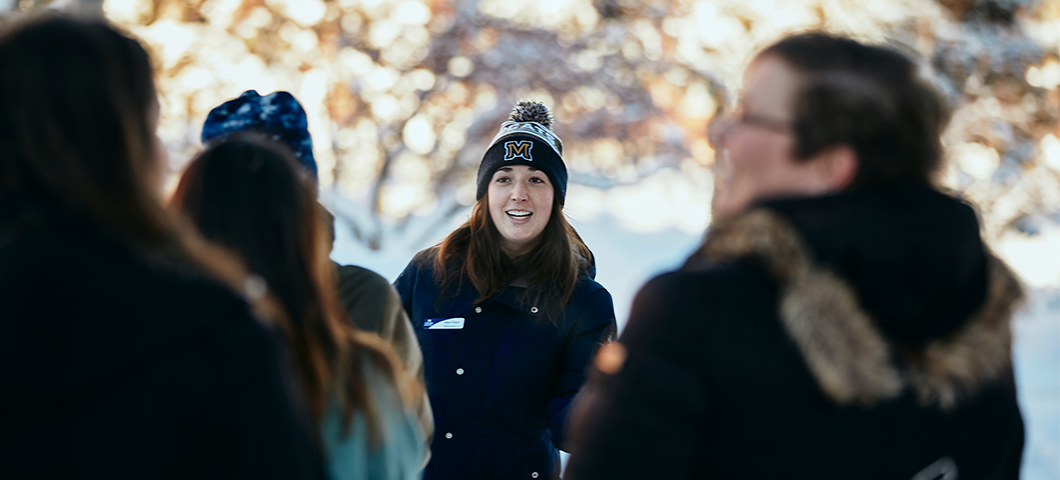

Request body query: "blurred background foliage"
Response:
[3, 3, 1057, 476]
[3, 0, 1060, 250]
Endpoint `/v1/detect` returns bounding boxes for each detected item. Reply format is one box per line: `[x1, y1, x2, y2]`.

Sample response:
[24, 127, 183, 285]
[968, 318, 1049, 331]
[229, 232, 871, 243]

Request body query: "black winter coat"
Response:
[395, 249, 616, 480]
[565, 184, 1024, 480]
[0, 205, 326, 480]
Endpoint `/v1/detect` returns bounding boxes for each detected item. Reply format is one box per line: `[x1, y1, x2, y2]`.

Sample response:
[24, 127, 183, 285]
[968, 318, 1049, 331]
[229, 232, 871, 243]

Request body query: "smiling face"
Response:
[487, 165, 554, 256]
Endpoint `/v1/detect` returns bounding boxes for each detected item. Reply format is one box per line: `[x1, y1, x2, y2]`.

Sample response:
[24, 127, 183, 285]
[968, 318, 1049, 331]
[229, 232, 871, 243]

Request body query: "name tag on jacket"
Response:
[423, 317, 465, 329]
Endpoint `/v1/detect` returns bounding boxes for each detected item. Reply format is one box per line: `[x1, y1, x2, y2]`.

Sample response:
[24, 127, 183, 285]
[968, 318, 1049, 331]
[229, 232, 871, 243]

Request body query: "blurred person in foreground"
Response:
[199, 91, 434, 452]
[564, 32, 1024, 479]
[171, 136, 426, 480]
[394, 101, 616, 480]
[0, 16, 325, 479]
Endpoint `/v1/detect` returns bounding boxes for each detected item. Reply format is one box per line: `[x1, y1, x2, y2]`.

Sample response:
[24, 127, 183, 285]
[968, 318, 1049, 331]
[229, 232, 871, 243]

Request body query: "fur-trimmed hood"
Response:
[691, 186, 1023, 409]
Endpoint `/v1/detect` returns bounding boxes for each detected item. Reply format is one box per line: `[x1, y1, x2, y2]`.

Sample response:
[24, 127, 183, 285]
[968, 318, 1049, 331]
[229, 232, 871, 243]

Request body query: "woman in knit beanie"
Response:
[199, 89, 436, 458]
[172, 136, 426, 480]
[394, 101, 617, 480]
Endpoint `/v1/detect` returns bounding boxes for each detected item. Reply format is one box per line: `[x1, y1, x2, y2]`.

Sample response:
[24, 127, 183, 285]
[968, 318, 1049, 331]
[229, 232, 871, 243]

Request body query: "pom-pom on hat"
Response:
[476, 101, 568, 205]
[201, 90, 317, 181]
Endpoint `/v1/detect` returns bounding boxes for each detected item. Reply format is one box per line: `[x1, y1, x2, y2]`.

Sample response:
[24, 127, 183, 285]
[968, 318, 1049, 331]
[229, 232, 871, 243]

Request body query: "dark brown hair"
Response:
[758, 32, 950, 187]
[433, 194, 593, 320]
[0, 16, 250, 295]
[171, 136, 416, 441]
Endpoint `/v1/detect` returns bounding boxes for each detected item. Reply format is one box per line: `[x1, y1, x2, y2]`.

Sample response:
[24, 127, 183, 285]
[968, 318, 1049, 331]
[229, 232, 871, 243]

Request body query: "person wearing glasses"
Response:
[565, 32, 1025, 480]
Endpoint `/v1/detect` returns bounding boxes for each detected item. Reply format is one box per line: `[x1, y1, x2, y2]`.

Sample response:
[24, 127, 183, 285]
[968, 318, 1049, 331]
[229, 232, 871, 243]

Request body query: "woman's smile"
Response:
[489, 165, 553, 255]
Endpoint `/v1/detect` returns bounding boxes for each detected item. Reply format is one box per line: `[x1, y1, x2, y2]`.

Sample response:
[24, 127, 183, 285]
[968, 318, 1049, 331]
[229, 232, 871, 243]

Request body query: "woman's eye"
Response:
[529, 177, 545, 184]
[495, 176, 510, 183]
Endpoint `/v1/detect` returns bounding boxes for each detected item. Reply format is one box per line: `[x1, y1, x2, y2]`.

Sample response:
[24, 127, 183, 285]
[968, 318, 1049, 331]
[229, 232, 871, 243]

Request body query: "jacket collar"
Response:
[691, 209, 1023, 410]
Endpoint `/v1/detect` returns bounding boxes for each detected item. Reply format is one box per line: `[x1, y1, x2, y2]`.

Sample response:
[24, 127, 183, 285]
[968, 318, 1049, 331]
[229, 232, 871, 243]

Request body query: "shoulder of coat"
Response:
[392, 247, 440, 281]
[336, 263, 401, 300]
[690, 208, 1024, 410]
[410, 247, 442, 270]
[573, 274, 608, 299]
[566, 277, 616, 327]
[336, 263, 388, 287]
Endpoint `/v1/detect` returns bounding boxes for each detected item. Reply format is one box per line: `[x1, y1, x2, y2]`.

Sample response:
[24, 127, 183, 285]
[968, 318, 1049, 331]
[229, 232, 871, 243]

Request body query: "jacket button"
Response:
[530, 306, 539, 314]
[445, 432, 453, 439]
[474, 306, 482, 313]
[531, 473, 539, 478]
[456, 368, 464, 375]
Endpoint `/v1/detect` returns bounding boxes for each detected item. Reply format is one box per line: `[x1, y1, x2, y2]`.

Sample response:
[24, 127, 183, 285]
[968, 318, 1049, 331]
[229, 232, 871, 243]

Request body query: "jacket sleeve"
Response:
[387, 292, 436, 450]
[389, 255, 436, 464]
[212, 308, 328, 480]
[337, 263, 435, 461]
[549, 287, 617, 452]
[563, 272, 712, 480]
[335, 265, 421, 385]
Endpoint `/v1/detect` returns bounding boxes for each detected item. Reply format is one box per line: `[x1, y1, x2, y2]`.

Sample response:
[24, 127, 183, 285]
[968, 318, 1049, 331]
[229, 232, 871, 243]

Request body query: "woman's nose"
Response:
[511, 183, 528, 201]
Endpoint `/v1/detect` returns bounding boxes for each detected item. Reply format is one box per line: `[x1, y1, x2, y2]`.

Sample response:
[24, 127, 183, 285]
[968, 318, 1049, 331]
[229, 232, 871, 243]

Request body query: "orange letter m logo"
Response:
[503, 141, 533, 161]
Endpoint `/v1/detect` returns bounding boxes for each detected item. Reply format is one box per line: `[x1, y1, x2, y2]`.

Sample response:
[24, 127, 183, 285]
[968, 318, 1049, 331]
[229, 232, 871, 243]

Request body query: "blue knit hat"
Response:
[476, 101, 567, 205]
[202, 90, 317, 181]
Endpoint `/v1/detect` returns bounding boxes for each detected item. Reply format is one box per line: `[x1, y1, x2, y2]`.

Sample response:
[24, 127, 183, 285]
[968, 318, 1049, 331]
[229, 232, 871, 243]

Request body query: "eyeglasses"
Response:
[730, 113, 793, 134]
[709, 110, 793, 147]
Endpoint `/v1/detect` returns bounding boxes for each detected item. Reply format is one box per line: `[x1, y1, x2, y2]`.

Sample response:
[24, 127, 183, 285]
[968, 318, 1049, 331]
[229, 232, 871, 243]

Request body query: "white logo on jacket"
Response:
[423, 317, 465, 329]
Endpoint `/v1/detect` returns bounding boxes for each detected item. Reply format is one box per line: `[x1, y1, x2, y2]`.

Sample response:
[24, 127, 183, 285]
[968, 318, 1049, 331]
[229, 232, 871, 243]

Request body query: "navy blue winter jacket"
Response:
[394, 249, 616, 480]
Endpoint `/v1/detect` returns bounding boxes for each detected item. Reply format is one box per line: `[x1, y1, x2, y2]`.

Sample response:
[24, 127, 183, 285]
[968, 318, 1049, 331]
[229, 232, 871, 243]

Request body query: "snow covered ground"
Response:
[328, 189, 1060, 479]
[1014, 288, 1060, 479]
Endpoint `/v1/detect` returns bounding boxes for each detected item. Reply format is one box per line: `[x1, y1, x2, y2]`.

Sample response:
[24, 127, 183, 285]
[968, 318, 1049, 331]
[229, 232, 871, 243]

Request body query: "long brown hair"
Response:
[171, 136, 417, 441]
[433, 195, 593, 320]
[0, 16, 249, 297]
